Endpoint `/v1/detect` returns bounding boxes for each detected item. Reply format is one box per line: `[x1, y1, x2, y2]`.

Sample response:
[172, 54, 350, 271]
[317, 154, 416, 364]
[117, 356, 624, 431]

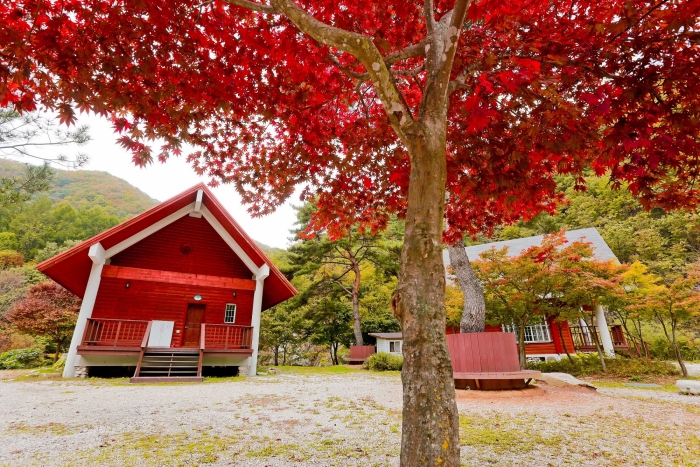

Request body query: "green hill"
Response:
[0, 159, 158, 218]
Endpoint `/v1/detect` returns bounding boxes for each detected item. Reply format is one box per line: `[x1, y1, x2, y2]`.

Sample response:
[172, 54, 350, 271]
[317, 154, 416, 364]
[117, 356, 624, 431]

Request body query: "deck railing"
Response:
[81, 318, 150, 348]
[202, 324, 253, 349]
[570, 324, 628, 350]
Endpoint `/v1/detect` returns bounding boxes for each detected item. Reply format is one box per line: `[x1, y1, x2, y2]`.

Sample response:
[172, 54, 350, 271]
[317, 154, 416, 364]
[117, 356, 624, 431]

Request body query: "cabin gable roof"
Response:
[36, 183, 296, 310]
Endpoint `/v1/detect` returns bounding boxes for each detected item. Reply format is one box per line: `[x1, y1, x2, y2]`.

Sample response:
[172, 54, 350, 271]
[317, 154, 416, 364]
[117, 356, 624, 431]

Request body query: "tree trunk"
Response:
[351, 259, 364, 346]
[274, 346, 279, 366]
[54, 337, 65, 364]
[517, 323, 527, 369]
[447, 244, 486, 333]
[556, 322, 574, 363]
[391, 118, 459, 467]
[586, 316, 607, 372]
[667, 322, 688, 377]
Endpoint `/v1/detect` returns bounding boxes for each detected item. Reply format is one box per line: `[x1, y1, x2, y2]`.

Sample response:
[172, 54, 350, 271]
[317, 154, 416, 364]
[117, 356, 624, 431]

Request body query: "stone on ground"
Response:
[676, 380, 700, 395]
[539, 372, 596, 390]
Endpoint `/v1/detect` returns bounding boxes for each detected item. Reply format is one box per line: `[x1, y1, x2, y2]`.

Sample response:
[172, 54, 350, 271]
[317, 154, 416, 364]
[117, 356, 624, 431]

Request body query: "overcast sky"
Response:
[43, 113, 299, 249]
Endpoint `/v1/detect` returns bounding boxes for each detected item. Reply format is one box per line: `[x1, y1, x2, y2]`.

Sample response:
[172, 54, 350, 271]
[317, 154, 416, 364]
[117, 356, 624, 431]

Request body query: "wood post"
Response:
[134, 321, 153, 378]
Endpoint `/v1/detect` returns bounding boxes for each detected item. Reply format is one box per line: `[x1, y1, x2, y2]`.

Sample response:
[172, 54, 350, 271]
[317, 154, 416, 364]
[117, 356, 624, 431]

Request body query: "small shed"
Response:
[369, 332, 403, 356]
[37, 184, 297, 381]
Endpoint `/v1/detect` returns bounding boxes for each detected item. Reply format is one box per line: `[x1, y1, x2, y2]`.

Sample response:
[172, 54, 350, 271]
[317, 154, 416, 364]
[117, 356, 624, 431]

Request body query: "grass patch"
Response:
[460, 414, 562, 454]
[8, 422, 79, 436]
[592, 381, 680, 392]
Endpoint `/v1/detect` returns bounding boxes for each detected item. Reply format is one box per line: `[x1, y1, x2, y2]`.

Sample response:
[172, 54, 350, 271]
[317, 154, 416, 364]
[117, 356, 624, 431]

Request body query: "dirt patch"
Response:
[455, 383, 595, 404]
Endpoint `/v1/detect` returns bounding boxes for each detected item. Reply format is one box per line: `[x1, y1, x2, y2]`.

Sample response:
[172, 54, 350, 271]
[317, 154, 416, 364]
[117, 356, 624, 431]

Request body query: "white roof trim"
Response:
[102, 199, 261, 277]
[200, 205, 260, 276]
[194, 189, 203, 213]
[104, 203, 195, 259]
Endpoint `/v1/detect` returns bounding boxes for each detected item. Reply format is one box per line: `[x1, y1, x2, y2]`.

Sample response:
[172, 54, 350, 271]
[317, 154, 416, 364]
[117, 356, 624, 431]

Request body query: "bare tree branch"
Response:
[423, 0, 437, 33]
[221, 0, 277, 14]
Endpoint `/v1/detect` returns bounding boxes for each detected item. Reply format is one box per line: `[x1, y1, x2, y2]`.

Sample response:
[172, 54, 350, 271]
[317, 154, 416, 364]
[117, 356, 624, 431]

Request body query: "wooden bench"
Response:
[447, 332, 541, 390]
[346, 345, 375, 364]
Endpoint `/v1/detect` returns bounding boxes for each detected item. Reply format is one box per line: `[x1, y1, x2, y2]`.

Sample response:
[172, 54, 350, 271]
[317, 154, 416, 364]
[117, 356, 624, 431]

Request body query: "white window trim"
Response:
[389, 340, 402, 353]
[224, 303, 237, 323]
[501, 319, 552, 343]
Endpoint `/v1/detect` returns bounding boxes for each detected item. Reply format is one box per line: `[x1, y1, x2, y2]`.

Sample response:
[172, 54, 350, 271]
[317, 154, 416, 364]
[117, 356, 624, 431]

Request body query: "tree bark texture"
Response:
[351, 259, 364, 346]
[391, 118, 459, 467]
[447, 244, 486, 333]
[517, 324, 527, 369]
[556, 322, 574, 363]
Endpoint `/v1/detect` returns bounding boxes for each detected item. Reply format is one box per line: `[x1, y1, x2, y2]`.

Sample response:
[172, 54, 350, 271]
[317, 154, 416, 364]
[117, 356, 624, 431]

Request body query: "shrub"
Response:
[649, 337, 700, 362]
[0, 346, 44, 369]
[527, 352, 679, 378]
[364, 352, 403, 371]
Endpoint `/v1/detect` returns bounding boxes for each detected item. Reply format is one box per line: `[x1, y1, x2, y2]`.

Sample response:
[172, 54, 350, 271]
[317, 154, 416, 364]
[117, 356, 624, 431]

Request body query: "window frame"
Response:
[224, 303, 237, 323]
[501, 319, 552, 343]
[389, 340, 402, 353]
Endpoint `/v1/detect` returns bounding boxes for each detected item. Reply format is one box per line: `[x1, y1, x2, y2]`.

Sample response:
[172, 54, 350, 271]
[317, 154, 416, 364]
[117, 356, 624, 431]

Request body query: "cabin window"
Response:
[389, 341, 402, 353]
[224, 303, 237, 323]
[501, 319, 552, 343]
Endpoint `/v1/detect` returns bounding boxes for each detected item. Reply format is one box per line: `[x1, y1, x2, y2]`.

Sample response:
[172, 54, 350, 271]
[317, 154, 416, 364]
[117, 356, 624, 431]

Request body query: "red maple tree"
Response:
[5, 281, 82, 363]
[2, 1, 698, 464]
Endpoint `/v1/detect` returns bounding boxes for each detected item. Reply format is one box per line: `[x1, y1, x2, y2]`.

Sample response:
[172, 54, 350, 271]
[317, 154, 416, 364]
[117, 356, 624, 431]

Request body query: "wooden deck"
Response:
[76, 319, 254, 357]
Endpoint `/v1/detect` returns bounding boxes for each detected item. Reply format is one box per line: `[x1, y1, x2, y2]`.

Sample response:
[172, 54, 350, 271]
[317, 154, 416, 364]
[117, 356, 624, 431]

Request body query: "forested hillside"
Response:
[0, 159, 157, 218]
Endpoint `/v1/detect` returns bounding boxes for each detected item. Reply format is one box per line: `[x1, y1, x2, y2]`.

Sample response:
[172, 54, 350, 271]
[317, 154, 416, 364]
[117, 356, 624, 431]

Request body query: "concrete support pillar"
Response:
[63, 243, 105, 377]
[248, 264, 270, 376]
[595, 305, 615, 357]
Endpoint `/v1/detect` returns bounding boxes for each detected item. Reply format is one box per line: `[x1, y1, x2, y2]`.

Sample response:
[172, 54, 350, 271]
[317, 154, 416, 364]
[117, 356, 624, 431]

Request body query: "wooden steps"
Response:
[130, 348, 203, 383]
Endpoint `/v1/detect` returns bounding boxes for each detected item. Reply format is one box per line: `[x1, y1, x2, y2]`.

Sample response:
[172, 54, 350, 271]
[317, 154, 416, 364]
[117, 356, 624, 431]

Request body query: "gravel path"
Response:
[1, 371, 699, 467]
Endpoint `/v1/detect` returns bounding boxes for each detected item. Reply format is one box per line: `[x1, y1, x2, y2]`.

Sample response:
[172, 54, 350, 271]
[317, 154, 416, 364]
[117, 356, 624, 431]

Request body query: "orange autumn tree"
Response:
[5, 281, 81, 362]
[473, 232, 625, 368]
[633, 263, 700, 376]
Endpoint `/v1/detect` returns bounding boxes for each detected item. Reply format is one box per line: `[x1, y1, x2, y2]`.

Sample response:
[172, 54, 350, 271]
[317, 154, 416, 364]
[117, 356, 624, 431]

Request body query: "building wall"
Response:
[91, 277, 254, 347]
[110, 215, 253, 279]
[376, 338, 403, 355]
[484, 317, 576, 356]
[88, 214, 259, 348]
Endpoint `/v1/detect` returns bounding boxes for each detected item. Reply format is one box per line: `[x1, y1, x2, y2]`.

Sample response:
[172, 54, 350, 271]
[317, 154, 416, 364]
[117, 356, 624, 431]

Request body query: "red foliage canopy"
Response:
[5, 281, 81, 346]
[2, 0, 699, 241]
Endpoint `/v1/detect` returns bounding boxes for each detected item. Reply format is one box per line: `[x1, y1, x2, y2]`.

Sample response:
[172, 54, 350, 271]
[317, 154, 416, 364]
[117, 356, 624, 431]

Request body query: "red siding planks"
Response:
[484, 321, 576, 355]
[101, 265, 256, 290]
[110, 215, 253, 279]
[92, 277, 254, 347]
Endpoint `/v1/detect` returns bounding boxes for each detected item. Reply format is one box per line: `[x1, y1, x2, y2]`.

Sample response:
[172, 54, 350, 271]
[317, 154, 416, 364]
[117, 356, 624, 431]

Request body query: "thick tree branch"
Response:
[221, 0, 277, 14]
[384, 39, 428, 65]
[434, 0, 472, 96]
[269, 0, 415, 138]
[423, 0, 437, 34]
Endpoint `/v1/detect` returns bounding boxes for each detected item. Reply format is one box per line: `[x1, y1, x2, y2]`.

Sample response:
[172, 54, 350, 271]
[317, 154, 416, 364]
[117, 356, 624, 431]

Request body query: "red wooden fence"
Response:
[446, 332, 521, 373]
[81, 318, 150, 348]
[202, 324, 253, 349]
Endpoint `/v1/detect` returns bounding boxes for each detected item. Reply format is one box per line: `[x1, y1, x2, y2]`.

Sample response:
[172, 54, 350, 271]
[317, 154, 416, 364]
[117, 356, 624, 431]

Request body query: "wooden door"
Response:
[183, 303, 206, 347]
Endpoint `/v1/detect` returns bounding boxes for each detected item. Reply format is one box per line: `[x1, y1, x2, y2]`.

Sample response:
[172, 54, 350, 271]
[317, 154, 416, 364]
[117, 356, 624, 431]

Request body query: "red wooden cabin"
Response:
[38, 184, 296, 381]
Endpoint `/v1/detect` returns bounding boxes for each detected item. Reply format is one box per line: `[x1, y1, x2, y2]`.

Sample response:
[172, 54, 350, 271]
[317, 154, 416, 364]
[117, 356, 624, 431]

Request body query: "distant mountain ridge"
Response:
[0, 159, 158, 219]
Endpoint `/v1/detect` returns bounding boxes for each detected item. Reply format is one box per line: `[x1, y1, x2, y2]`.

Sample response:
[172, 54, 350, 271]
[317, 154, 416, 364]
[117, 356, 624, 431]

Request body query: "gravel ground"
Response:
[1, 370, 699, 467]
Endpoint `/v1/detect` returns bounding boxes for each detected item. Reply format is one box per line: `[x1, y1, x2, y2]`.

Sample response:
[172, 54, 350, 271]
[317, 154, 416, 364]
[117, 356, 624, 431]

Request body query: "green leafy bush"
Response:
[649, 337, 700, 362]
[0, 346, 44, 369]
[527, 352, 679, 378]
[364, 352, 403, 371]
